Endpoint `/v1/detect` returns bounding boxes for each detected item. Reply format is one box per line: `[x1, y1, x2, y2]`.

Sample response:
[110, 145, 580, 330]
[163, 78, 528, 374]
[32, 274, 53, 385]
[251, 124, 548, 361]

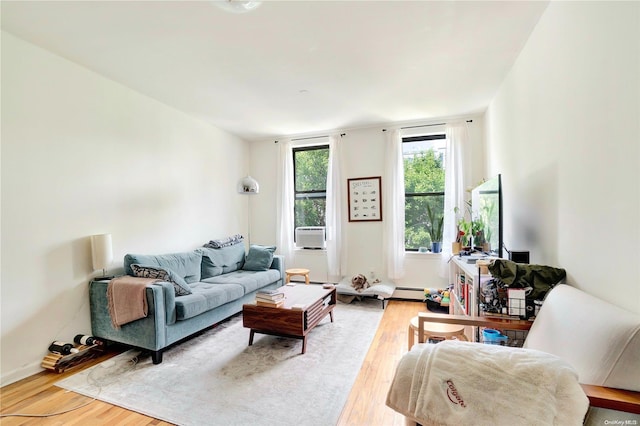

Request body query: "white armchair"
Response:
[387, 284, 640, 425]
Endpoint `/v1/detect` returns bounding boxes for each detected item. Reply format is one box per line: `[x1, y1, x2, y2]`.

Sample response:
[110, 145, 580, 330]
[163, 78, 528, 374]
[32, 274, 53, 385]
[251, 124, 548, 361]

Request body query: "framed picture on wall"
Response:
[348, 176, 382, 222]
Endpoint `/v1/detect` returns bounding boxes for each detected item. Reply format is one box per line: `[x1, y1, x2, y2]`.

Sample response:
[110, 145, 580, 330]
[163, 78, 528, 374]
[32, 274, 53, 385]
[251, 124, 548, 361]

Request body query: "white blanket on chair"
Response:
[386, 340, 588, 426]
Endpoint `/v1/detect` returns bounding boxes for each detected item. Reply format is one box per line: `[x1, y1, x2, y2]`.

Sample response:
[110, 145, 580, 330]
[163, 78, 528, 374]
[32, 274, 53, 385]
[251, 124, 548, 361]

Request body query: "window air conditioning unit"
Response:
[295, 227, 326, 249]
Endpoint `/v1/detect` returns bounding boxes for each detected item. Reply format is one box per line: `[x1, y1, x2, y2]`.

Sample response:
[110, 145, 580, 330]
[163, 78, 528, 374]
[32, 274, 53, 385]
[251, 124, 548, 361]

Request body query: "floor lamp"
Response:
[238, 176, 259, 245]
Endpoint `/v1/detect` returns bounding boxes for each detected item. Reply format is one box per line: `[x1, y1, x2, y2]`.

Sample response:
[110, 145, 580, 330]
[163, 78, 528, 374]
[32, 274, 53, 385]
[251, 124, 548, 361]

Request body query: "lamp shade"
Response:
[238, 175, 259, 194]
[91, 233, 113, 271]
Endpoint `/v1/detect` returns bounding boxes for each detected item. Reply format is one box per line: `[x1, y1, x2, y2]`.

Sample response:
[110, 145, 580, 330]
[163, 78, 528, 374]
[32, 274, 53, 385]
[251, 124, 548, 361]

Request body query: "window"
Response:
[403, 134, 446, 251]
[293, 145, 329, 229]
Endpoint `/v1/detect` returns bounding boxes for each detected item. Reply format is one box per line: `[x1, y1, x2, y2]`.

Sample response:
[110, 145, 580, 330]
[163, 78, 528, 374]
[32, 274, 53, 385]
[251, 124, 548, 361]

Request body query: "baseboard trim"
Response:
[1, 361, 43, 387]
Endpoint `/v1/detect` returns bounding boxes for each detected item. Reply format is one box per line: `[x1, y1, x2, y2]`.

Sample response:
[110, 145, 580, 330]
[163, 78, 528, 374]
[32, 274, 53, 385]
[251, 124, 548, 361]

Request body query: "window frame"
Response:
[403, 133, 446, 252]
[292, 144, 330, 230]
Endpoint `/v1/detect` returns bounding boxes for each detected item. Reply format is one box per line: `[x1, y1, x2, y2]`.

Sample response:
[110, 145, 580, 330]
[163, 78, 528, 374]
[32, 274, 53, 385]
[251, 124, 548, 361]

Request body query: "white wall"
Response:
[249, 118, 486, 290]
[0, 32, 250, 384]
[485, 2, 640, 313]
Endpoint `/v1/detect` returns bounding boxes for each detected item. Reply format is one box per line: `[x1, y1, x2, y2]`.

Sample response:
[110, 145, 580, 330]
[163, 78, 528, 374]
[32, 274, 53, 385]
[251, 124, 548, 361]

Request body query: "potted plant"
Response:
[454, 205, 473, 251]
[426, 204, 444, 253]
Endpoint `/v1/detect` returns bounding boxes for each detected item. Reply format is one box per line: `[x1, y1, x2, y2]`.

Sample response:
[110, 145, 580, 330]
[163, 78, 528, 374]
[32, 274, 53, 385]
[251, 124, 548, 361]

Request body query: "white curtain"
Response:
[326, 134, 346, 282]
[276, 139, 294, 268]
[441, 121, 469, 275]
[383, 129, 405, 280]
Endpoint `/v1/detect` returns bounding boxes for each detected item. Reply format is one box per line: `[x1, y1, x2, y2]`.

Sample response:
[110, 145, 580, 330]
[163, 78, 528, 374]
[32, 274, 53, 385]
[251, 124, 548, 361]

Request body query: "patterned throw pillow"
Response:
[130, 264, 192, 296]
[203, 234, 244, 249]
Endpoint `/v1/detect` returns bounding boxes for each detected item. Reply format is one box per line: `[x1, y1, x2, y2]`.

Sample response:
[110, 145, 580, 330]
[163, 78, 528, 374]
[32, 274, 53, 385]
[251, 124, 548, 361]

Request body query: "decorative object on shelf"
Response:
[347, 176, 382, 222]
[451, 241, 461, 254]
[213, 0, 262, 14]
[237, 175, 259, 194]
[476, 259, 491, 275]
[90, 233, 113, 279]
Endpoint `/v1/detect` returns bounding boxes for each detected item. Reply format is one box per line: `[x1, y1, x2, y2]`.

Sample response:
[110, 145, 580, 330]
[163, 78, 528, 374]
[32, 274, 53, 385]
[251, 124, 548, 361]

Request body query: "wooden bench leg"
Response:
[248, 330, 255, 346]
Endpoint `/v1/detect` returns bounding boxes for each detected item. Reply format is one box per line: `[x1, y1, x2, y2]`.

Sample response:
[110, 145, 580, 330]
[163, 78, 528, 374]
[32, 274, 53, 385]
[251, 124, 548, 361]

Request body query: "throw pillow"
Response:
[130, 264, 192, 296]
[203, 234, 244, 249]
[242, 245, 276, 271]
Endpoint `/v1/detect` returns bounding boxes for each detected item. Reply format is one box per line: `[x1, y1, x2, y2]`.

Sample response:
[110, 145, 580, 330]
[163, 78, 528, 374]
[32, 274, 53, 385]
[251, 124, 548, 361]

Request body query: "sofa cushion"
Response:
[130, 264, 192, 296]
[242, 245, 276, 271]
[174, 283, 244, 320]
[197, 244, 246, 279]
[202, 269, 281, 295]
[124, 251, 202, 284]
[524, 284, 640, 392]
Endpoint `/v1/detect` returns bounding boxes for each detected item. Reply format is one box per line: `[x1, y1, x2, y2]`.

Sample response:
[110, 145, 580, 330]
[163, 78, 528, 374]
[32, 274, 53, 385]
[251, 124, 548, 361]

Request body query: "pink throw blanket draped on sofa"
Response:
[107, 276, 159, 328]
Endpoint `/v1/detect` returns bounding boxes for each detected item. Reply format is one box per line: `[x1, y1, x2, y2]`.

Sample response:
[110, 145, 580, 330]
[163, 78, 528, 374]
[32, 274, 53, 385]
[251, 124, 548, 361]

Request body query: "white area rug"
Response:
[57, 298, 384, 426]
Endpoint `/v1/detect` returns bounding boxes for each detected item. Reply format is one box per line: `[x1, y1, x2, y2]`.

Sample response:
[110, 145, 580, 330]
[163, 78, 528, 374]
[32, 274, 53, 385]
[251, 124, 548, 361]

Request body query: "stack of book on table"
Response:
[255, 289, 285, 308]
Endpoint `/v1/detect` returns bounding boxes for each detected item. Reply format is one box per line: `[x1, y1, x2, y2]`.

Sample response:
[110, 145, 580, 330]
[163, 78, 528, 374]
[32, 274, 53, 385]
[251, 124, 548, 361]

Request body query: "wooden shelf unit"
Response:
[449, 256, 528, 343]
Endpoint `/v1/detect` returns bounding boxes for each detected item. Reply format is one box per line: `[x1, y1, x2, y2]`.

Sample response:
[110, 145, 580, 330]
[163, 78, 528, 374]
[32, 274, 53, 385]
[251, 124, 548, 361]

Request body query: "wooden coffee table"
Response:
[242, 284, 336, 354]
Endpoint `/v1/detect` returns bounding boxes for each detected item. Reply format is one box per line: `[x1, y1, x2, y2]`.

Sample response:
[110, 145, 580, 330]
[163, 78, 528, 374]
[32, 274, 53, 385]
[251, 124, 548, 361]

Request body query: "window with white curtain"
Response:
[292, 145, 329, 228]
[403, 133, 447, 251]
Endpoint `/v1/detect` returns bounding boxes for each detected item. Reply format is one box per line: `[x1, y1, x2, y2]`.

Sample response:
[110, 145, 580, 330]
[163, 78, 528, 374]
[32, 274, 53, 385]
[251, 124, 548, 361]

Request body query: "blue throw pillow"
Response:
[242, 245, 276, 271]
[130, 264, 192, 296]
[198, 243, 246, 279]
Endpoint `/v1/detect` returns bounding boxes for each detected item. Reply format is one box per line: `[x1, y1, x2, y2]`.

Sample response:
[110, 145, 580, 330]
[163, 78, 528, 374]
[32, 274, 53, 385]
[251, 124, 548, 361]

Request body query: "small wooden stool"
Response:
[408, 315, 468, 349]
[285, 268, 310, 284]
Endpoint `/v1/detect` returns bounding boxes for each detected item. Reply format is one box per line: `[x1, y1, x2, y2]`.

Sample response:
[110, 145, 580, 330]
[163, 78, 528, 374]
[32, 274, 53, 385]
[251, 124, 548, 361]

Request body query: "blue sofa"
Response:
[89, 243, 284, 363]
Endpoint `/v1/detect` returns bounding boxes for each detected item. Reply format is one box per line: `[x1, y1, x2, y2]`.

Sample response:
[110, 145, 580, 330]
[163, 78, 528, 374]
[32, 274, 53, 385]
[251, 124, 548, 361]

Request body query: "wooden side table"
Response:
[285, 268, 310, 284]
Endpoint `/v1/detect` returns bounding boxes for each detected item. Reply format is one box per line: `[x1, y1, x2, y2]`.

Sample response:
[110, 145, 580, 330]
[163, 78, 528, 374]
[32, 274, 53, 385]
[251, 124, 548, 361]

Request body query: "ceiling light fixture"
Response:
[213, 0, 262, 14]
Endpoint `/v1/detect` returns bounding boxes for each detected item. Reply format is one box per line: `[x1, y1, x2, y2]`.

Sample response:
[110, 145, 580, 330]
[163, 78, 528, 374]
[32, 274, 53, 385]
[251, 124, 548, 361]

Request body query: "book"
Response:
[256, 291, 285, 300]
[256, 300, 284, 308]
[256, 289, 284, 296]
[256, 294, 285, 302]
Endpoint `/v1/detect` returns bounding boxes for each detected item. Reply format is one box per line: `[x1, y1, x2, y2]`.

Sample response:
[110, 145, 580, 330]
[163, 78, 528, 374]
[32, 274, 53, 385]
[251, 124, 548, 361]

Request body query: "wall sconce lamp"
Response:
[91, 233, 114, 280]
[238, 175, 260, 194]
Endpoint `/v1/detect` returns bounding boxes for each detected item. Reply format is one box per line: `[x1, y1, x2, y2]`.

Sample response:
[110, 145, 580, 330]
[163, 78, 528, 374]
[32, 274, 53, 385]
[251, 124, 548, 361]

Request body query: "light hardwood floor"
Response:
[0, 300, 424, 426]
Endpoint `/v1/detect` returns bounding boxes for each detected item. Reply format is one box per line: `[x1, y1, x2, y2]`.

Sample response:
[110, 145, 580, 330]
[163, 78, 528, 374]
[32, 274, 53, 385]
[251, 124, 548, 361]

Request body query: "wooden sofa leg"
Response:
[151, 350, 163, 364]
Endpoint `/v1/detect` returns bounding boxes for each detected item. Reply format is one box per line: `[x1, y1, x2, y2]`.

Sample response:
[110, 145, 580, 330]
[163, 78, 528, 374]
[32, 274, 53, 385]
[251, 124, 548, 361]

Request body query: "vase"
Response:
[431, 242, 442, 253]
[452, 242, 461, 254]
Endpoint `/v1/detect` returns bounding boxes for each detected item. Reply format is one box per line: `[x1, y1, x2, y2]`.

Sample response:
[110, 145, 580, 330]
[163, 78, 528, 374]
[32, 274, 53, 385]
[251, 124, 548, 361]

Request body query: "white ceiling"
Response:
[1, 1, 548, 142]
